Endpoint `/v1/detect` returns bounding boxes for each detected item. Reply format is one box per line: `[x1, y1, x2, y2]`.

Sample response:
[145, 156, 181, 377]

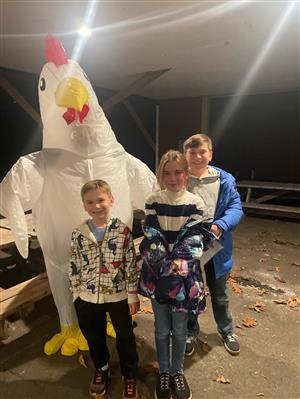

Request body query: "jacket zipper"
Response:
[97, 225, 108, 303]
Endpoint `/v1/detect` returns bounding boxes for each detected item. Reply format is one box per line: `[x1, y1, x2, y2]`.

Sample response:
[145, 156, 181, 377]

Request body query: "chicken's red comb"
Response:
[45, 34, 68, 66]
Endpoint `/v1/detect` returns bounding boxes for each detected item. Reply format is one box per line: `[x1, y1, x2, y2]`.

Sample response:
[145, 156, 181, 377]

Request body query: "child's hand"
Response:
[129, 301, 140, 315]
[210, 224, 223, 238]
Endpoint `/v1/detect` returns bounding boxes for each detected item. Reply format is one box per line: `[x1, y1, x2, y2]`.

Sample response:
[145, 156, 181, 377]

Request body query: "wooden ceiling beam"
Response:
[0, 74, 42, 127]
[102, 68, 170, 115]
[123, 99, 155, 151]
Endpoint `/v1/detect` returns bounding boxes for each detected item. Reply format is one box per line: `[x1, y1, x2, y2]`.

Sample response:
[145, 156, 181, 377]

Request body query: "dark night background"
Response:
[1, 68, 299, 184]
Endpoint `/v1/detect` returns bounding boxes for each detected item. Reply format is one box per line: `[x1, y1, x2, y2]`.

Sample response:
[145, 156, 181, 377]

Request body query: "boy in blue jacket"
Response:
[183, 133, 243, 356]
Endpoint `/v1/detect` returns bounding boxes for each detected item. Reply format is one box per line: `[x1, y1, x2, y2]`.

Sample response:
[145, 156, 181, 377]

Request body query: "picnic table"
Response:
[237, 180, 300, 218]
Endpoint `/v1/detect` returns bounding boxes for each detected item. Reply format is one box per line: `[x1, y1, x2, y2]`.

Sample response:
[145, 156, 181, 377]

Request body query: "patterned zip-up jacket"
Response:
[138, 219, 214, 313]
[69, 217, 138, 304]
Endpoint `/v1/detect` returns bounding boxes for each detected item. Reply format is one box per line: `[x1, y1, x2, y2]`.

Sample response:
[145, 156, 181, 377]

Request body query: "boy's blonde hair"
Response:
[81, 179, 112, 201]
[156, 150, 188, 189]
[183, 133, 213, 152]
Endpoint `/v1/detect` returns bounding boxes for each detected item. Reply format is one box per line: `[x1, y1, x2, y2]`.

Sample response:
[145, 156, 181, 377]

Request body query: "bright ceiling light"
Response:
[78, 26, 92, 37]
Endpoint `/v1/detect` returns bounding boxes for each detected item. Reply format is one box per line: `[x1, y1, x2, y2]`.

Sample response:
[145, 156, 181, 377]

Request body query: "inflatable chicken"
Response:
[0, 35, 156, 356]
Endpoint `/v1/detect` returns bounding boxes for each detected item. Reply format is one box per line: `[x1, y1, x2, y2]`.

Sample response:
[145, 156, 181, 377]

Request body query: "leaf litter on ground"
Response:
[213, 375, 231, 384]
[242, 317, 257, 327]
[249, 302, 266, 312]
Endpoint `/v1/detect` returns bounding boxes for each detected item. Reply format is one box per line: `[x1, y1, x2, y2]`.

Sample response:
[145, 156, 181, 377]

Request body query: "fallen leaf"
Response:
[236, 324, 244, 329]
[138, 362, 159, 378]
[249, 302, 266, 312]
[256, 393, 265, 397]
[258, 288, 269, 296]
[288, 297, 300, 308]
[228, 276, 237, 284]
[233, 266, 243, 272]
[259, 258, 267, 263]
[213, 375, 230, 384]
[275, 266, 281, 272]
[242, 317, 257, 327]
[135, 335, 145, 348]
[273, 299, 288, 305]
[199, 340, 212, 353]
[232, 284, 243, 294]
[274, 276, 286, 283]
[140, 306, 153, 314]
[272, 257, 280, 261]
[78, 352, 93, 368]
[291, 262, 300, 267]
[274, 239, 299, 247]
[264, 253, 270, 257]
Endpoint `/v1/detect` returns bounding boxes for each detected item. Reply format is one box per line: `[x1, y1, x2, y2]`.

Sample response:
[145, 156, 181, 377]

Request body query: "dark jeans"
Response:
[75, 298, 138, 378]
[187, 260, 233, 337]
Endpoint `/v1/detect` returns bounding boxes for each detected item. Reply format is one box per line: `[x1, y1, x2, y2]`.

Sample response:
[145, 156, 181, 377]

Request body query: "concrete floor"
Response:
[0, 216, 299, 399]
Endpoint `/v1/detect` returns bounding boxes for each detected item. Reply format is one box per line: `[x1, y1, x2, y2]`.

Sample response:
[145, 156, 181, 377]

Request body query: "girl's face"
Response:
[162, 160, 188, 192]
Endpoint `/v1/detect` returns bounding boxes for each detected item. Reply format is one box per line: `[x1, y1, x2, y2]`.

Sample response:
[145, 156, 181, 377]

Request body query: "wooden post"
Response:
[201, 96, 210, 134]
[155, 104, 160, 171]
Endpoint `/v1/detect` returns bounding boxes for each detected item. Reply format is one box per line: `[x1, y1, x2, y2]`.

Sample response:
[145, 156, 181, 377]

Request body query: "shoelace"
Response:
[124, 379, 136, 396]
[173, 374, 185, 391]
[227, 335, 237, 342]
[160, 373, 170, 390]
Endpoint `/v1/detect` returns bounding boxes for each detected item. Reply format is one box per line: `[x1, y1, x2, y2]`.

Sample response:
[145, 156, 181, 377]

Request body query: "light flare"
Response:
[213, 1, 297, 142]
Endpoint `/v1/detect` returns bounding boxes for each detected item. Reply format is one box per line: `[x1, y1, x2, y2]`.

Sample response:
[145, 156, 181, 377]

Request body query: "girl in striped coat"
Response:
[138, 150, 212, 399]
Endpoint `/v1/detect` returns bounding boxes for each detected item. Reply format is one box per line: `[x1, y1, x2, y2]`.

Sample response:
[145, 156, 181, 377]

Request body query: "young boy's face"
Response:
[185, 144, 212, 174]
[83, 188, 114, 225]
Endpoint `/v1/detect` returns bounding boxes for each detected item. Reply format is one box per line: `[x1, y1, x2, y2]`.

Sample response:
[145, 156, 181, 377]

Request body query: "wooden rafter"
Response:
[102, 68, 170, 115]
[123, 99, 155, 151]
[0, 74, 42, 127]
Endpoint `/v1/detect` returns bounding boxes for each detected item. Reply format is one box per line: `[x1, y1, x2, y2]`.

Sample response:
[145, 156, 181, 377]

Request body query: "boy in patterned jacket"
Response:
[69, 179, 140, 399]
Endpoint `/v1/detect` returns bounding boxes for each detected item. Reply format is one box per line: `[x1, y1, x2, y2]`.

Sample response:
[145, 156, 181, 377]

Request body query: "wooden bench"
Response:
[0, 214, 143, 338]
[237, 180, 300, 218]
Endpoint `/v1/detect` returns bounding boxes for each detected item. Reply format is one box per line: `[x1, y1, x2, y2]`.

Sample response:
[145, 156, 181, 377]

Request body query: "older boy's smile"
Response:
[186, 145, 212, 177]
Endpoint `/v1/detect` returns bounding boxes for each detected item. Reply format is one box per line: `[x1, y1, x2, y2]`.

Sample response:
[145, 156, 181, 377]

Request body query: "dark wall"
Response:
[158, 97, 202, 156]
[0, 68, 156, 182]
[209, 91, 300, 182]
[1, 69, 42, 180]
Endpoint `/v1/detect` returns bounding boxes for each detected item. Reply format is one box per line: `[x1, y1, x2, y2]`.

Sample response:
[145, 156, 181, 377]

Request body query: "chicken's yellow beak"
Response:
[55, 77, 89, 111]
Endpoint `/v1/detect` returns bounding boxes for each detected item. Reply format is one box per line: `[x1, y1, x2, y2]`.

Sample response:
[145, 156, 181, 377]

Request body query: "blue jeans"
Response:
[151, 299, 188, 374]
[187, 260, 233, 338]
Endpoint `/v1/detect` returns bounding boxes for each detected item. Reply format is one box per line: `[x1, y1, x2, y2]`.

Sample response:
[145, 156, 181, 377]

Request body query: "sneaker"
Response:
[172, 373, 192, 399]
[218, 330, 240, 355]
[184, 338, 195, 357]
[123, 378, 140, 399]
[155, 372, 172, 399]
[89, 368, 110, 397]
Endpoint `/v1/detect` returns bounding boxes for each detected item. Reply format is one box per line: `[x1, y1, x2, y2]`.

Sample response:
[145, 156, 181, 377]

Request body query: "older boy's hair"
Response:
[156, 149, 188, 189]
[81, 179, 112, 201]
[183, 133, 213, 152]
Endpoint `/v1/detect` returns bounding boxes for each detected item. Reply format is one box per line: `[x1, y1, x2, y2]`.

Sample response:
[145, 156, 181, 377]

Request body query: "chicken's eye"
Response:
[40, 77, 46, 91]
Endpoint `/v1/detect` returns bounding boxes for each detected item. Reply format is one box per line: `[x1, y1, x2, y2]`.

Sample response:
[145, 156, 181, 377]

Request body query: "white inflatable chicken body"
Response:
[0, 35, 156, 355]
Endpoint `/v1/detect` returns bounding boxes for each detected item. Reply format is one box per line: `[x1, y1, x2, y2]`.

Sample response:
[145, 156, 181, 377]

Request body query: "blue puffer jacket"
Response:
[138, 219, 214, 313]
[211, 167, 244, 278]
